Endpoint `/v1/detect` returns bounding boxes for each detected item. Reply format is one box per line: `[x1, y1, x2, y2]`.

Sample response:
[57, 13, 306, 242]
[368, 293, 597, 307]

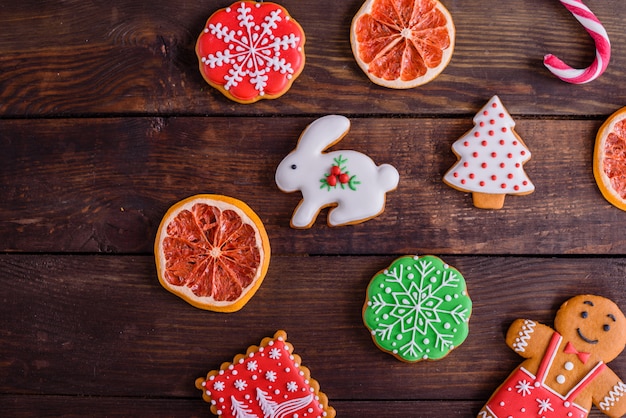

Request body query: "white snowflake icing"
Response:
[234, 379, 248, 391]
[268, 347, 282, 360]
[201, 2, 301, 94]
[213, 381, 225, 391]
[265, 370, 277, 382]
[515, 379, 534, 397]
[536, 397, 554, 414]
[286, 381, 298, 392]
[247, 360, 258, 372]
[365, 256, 471, 360]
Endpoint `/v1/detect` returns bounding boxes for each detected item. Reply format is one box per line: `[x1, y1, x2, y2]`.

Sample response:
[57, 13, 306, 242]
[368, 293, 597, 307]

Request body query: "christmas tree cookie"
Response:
[196, 330, 335, 418]
[443, 96, 535, 209]
[363, 255, 472, 362]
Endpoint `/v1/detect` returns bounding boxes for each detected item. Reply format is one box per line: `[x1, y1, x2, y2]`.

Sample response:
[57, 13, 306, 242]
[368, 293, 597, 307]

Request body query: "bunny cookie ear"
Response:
[296, 115, 351, 154]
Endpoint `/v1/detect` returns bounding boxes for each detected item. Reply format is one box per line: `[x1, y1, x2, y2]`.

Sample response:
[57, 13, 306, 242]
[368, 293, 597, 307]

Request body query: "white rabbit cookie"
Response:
[276, 115, 399, 228]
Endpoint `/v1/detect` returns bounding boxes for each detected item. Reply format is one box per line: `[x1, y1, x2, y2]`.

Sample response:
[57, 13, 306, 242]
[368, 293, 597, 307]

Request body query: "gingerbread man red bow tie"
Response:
[565, 342, 591, 364]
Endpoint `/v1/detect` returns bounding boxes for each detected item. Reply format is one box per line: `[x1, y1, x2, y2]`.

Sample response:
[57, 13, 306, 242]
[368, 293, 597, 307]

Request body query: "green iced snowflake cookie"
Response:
[363, 255, 472, 362]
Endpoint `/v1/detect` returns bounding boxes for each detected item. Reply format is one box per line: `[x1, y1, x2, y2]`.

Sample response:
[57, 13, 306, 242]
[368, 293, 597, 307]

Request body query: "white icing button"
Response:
[564, 401, 571, 407]
[500, 401, 505, 407]
[556, 374, 566, 384]
[564, 361, 574, 371]
[535, 382, 541, 387]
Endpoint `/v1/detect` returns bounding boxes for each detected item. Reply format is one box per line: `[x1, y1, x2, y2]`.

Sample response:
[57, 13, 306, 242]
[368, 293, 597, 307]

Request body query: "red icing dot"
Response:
[488, 130, 495, 136]
[490, 119, 495, 125]
[480, 121, 485, 127]
[481, 162, 487, 168]
[512, 141, 518, 146]
[516, 163, 521, 168]
[507, 153, 513, 159]
[491, 175, 497, 181]
[502, 127, 507, 133]
[508, 173, 514, 179]
[464, 141, 469, 147]
[521, 150, 526, 156]
[474, 132, 480, 137]
[469, 173, 475, 179]
[499, 112, 504, 118]
[479, 181, 485, 187]
[461, 179, 466, 185]
[481, 140, 488, 146]
[491, 152, 497, 158]
[453, 172, 459, 178]
[472, 152, 479, 158]
[514, 185, 520, 191]
[523, 181, 528, 186]
[463, 162, 469, 167]
[500, 163, 505, 168]
[499, 140, 505, 145]
[492, 103, 498, 108]
[483, 110, 489, 116]
[501, 183, 507, 189]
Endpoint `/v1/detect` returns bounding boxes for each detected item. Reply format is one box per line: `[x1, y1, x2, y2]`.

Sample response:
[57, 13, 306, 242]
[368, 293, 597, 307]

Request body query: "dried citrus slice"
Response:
[154, 194, 270, 312]
[350, 0, 455, 89]
[594, 107, 626, 211]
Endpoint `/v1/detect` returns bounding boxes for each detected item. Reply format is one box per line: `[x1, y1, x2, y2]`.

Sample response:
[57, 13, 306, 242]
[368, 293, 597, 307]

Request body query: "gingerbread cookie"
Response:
[443, 96, 534, 209]
[195, 1, 305, 104]
[275, 115, 399, 228]
[363, 255, 472, 362]
[478, 295, 626, 418]
[350, 0, 455, 88]
[196, 330, 336, 418]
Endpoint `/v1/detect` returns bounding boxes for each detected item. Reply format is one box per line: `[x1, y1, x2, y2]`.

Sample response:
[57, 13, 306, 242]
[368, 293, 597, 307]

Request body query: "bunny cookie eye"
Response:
[291, 164, 297, 170]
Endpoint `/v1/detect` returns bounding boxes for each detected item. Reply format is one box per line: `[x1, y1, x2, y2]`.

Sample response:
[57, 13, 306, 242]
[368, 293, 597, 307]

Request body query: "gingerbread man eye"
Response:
[291, 164, 297, 170]
[604, 324, 611, 332]
[581, 311, 589, 319]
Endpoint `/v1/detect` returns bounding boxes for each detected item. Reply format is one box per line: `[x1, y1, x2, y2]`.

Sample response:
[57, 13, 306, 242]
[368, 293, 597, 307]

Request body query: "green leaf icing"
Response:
[363, 255, 472, 362]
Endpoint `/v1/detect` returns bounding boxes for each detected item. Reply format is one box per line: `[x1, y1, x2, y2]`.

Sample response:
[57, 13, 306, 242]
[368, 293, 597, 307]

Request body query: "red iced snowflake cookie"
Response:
[195, 1, 306, 104]
[196, 330, 336, 418]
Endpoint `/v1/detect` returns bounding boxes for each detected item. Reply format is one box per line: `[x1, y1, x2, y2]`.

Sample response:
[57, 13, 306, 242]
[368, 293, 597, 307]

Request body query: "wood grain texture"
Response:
[1, 116, 623, 255]
[0, 0, 625, 116]
[3, 0, 626, 416]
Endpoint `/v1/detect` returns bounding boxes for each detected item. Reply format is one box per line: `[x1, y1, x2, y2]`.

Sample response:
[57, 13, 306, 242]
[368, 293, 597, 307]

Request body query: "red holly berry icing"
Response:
[195, 330, 336, 418]
[195, 1, 306, 103]
[320, 155, 361, 191]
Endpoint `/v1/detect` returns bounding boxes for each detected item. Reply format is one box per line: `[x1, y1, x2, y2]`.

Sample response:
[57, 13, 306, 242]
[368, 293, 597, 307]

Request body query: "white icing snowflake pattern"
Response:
[247, 360, 258, 372]
[268, 347, 282, 360]
[365, 256, 471, 360]
[200, 2, 301, 95]
[265, 370, 277, 382]
[515, 379, 534, 397]
[213, 381, 225, 391]
[234, 379, 248, 391]
[286, 381, 298, 392]
[536, 397, 554, 414]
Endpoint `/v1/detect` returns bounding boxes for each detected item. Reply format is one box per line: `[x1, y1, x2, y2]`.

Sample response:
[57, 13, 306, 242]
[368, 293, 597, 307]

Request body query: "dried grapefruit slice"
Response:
[154, 194, 270, 312]
[594, 107, 626, 211]
[350, 0, 455, 89]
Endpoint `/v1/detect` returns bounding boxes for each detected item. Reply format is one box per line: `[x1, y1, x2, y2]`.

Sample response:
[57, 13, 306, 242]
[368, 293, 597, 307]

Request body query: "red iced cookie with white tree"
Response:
[195, 1, 306, 104]
[443, 95, 534, 209]
[195, 330, 336, 418]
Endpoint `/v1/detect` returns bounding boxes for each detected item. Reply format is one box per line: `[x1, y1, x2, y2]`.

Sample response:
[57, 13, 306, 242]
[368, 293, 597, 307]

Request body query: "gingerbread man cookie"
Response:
[478, 295, 626, 418]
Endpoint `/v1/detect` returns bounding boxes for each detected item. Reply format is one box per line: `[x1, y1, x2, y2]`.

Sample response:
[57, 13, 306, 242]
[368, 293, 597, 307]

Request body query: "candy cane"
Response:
[543, 0, 610, 84]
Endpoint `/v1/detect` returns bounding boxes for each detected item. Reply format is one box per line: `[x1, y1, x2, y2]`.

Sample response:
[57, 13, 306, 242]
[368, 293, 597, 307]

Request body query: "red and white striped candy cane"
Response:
[543, 0, 610, 84]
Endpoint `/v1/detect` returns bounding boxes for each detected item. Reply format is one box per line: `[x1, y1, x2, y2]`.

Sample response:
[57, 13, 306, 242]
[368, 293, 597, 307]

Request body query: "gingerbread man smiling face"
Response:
[478, 295, 626, 418]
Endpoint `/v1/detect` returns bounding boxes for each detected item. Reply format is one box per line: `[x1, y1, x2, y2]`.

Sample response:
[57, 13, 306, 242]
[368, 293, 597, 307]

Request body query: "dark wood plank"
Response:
[0, 0, 624, 116]
[1, 254, 625, 404]
[2, 116, 624, 255]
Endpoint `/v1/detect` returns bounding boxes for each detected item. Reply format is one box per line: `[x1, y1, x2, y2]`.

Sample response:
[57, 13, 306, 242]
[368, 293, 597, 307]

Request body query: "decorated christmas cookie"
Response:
[196, 330, 336, 418]
[363, 255, 472, 362]
[443, 95, 535, 209]
[594, 106, 626, 211]
[195, 1, 305, 103]
[275, 115, 399, 228]
[350, 0, 455, 88]
[478, 295, 626, 418]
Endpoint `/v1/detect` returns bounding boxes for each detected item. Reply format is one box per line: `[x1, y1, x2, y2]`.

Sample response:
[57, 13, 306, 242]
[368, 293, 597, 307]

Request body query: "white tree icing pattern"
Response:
[363, 255, 472, 362]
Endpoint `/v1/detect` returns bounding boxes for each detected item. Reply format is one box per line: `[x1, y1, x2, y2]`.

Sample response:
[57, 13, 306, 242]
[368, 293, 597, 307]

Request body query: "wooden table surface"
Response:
[2, 0, 626, 416]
